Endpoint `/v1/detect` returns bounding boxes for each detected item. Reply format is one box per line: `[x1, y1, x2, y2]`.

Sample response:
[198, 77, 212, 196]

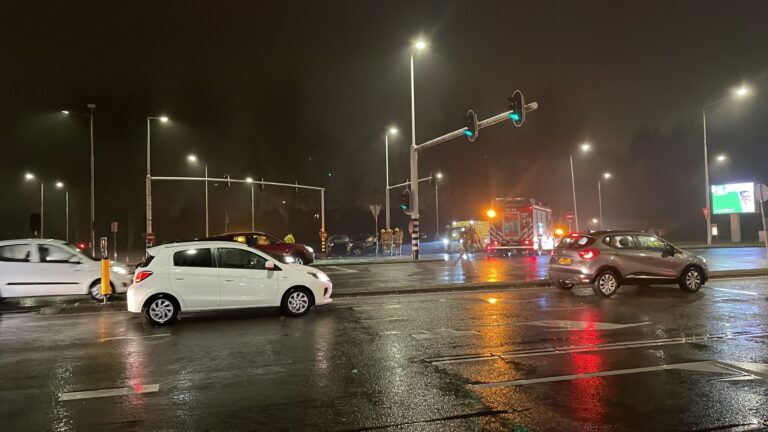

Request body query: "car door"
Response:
[216, 247, 279, 307]
[37, 244, 89, 295]
[601, 234, 644, 278]
[169, 247, 221, 309]
[634, 234, 677, 278]
[0, 243, 37, 297]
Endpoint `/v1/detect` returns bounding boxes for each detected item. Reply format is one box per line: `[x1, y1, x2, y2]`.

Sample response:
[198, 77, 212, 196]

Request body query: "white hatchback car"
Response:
[0, 239, 132, 300]
[127, 241, 333, 325]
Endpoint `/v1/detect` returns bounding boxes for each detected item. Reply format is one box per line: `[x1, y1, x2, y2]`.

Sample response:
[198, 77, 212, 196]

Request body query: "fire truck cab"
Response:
[487, 198, 555, 256]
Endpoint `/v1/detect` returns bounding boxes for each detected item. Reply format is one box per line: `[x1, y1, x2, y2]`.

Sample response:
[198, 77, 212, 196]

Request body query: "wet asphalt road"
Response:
[2, 277, 768, 431]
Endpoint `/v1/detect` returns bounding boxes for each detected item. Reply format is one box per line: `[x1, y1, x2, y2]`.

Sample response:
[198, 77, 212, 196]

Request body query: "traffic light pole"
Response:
[408, 101, 538, 259]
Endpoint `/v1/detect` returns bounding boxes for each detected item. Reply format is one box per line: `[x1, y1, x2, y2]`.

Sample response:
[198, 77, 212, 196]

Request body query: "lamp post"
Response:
[384, 127, 398, 230]
[146, 115, 169, 247]
[435, 172, 443, 238]
[187, 154, 209, 236]
[62, 105, 96, 255]
[24, 173, 44, 237]
[703, 86, 750, 245]
[55, 181, 69, 243]
[409, 38, 427, 259]
[246, 177, 255, 231]
[569, 143, 591, 232]
[598, 172, 611, 230]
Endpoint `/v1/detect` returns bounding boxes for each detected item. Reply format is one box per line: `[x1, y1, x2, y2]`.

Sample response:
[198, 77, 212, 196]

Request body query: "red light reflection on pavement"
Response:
[567, 313, 608, 424]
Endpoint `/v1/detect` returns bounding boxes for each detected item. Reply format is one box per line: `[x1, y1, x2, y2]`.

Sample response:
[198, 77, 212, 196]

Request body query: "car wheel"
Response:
[281, 287, 314, 317]
[679, 267, 704, 292]
[292, 256, 305, 265]
[592, 270, 620, 298]
[144, 295, 179, 325]
[89, 281, 114, 301]
[555, 280, 575, 290]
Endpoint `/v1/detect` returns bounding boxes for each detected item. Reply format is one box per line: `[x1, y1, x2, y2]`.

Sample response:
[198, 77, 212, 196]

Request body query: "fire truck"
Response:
[486, 198, 555, 255]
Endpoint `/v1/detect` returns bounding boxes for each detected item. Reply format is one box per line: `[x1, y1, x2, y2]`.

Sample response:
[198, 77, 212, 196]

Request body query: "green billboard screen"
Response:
[711, 182, 755, 214]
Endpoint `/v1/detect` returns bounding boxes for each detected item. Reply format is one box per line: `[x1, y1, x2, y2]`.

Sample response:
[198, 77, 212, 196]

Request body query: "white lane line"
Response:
[59, 384, 160, 401]
[101, 334, 171, 342]
[472, 361, 750, 388]
[426, 331, 768, 364]
[713, 288, 761, 295]
[322, 266, 359, 274]
[359, 317, 407, 323]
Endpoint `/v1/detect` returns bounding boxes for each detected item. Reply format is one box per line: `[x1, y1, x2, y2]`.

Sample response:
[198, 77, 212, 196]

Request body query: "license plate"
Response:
[558, 257, 572, 265]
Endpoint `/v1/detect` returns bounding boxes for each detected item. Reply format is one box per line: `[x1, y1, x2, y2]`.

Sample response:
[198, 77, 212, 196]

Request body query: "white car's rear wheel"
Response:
[89, 281, 113, 301]
[144, 296, 179, 325]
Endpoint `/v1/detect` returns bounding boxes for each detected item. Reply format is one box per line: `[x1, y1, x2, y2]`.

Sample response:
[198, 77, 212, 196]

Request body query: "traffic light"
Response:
[508, 90, 525, 127]
[400, 188, 411, 214]
[463, 109, 478, 142]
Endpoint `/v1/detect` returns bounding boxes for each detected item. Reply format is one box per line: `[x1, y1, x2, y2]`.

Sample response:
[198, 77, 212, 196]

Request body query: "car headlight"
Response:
[306, 246, 314, 253]
[112, 266, 129, 275]
[308, 271, 330, 283]
[442, 238, 449, 246]
[284, 256, 296, 263]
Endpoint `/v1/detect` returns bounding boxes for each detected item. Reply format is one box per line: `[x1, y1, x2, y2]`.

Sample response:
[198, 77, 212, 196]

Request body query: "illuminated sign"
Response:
[711, 183, 755, 214]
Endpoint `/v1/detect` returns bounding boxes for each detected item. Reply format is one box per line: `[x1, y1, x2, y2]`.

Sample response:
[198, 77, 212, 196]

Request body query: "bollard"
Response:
[100, 237, 110, 304]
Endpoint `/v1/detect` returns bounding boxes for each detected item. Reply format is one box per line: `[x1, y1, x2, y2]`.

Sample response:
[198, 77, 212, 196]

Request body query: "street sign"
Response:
[565, 211, 575, 221]
[110, 221, 118, 232]
[146, 232, 156, 246]
[758, 184, 768, 202]
[369, 204, 382, 219]
[702, 208, 709, 219]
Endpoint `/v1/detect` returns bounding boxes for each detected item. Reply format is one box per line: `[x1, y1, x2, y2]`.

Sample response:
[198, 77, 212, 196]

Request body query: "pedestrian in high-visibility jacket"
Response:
[393, 228, 403, 256]
[381, 229, 393, 256]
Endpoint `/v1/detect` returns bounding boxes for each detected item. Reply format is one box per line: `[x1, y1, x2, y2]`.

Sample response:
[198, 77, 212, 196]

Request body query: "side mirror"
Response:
[265, 261, 276, 270]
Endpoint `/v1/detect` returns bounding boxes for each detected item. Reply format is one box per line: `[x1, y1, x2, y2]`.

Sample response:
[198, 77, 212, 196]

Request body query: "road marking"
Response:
[713, 288, 761, 295]
[101, 334, 171, 342]
[425, 331, 768, 364]
[472, 360, 767, 388]
[412, 329, 480, 339]
[517, 320, 651, 330]
[359, 317, 407, 322]
[59, 384, 160, 401]
[351, 304, 402, 311]
[542, 306, 588, 311]
[322, 266, 359, 274]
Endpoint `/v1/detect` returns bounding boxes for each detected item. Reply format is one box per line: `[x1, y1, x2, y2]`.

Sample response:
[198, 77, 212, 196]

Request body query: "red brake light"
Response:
[578, 248, 600, 260]
[524, 239, 531, 245]
[134, 271, 153, 283]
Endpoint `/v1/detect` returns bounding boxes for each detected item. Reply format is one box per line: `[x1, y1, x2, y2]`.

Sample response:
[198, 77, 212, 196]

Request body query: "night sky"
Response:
[2, 1, 768, 253]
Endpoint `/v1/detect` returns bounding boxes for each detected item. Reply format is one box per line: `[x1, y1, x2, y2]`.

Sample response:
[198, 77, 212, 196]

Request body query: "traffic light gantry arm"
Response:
[414, 101, 539, 153]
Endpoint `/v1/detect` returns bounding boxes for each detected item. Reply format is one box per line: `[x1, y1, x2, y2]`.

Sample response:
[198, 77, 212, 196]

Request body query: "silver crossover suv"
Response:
[549, 231, 709, 297]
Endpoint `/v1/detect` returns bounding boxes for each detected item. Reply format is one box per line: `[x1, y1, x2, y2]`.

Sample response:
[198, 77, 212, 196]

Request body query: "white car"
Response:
[127, 241, 333, 325]
[0, 239, 132, 300]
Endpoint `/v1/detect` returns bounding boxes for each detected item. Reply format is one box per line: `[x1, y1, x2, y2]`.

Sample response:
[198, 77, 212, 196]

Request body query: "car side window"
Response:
[0, 244, 31, 262]
[173, 248, 214, 267]
[217, 248, 267, 270]
[38, 245, 76, 263]
[255, 235, 271, 246]
[635, 235, 665, 252]
[603, 235, 636, 250]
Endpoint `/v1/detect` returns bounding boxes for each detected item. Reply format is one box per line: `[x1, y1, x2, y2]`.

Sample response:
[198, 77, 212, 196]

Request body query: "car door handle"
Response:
[174, 277, 185, 281]
[224, 279, 235, 282]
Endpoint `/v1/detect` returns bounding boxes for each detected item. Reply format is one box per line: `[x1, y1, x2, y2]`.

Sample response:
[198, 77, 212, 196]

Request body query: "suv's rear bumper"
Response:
[549, 267, 594, 285]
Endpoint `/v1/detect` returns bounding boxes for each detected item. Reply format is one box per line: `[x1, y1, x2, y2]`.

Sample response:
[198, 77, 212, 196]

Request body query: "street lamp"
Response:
[62, 104, 96, 256]
[409, 37, 428, 259]
[598, 172, 612, 230]
[187, 153, 209, 236]
[24, 172, 44, 238]
[146, 115, 170, 248]
[245, 176, 255, 231]
[384, 126, 398, 230]
[569, 142, 592, 232]
[716, 154, 727, 163]
[702, 86, 750, 245]
[434, 172, 443, 238]
[55, 181, 70, 243]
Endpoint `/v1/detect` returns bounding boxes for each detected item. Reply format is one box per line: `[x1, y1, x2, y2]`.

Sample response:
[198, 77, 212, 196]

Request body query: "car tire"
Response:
[679, 266, 704, 292]
[281, 287, 314, 317]
[144, 295, 179, 326]
[555, 280, 575, 290]
[89, 281, 114, 301]
[592, 270, 620, 298]
[292, 256, 305, 265]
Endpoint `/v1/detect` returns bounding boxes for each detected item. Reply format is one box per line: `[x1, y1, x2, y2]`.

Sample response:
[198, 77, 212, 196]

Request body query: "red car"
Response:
[205, 232, 315, 265]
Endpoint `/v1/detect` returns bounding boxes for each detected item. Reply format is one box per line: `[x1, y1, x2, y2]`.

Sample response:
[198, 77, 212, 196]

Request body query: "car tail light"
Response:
[524, 239, 531, 245]
[578, 248, 600, 260]
[486, 245, 492, 252]
[134, 271, 153, 283]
